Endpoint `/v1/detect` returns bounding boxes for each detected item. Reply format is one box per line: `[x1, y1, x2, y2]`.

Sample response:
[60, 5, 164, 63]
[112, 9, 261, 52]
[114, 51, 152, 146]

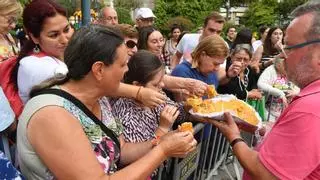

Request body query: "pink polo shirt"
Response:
[244, 79, 320, 180]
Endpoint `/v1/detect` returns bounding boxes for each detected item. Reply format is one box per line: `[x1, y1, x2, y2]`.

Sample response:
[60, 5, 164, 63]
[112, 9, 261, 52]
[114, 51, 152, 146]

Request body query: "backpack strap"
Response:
[33, 88, 121, 149]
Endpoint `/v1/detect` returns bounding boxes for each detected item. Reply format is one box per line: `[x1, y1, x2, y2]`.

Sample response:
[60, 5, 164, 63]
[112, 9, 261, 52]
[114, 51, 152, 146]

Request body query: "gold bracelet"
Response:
[136, 86, 142, 100]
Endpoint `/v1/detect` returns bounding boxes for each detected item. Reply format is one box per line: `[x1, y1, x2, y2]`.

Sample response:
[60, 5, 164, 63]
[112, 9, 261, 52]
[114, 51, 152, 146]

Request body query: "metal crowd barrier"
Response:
[155, 94, 287, 180]
[157, 122, 242, 180]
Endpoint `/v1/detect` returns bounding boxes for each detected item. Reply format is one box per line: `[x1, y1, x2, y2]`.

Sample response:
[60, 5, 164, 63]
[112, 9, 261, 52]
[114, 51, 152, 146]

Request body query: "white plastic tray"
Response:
[189, 94, 262, 129]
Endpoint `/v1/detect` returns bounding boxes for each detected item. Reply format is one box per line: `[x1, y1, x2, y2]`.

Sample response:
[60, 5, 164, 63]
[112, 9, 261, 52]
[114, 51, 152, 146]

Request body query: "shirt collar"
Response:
[293, 79, 320, 100]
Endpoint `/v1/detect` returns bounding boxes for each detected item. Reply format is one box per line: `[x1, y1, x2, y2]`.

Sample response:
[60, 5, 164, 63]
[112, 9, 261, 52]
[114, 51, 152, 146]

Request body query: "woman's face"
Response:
[124, 37, 138, 57]
[144, 68, 165, 92]
[231, 49, 251, 72]
[31, 14, 74, 59]
[172, 28, 181, 41]
[270, 28, 283, 45]
[198, 53, 225, 76]
[0, 13, 17, 34]
[103, 44, 129, 93]
[147, 31, 164, 56]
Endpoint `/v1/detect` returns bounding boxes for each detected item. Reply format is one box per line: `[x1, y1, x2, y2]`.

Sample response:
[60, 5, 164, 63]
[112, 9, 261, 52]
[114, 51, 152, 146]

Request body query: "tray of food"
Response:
[186, 86, 262, 129]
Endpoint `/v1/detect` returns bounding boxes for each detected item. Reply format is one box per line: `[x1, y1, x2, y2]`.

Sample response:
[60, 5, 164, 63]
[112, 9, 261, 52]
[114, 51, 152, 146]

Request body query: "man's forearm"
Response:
[232, 142, 277, 180]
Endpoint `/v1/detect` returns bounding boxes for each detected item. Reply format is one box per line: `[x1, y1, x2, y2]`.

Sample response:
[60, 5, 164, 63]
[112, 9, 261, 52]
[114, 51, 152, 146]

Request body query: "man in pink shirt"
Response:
[208, 1, 320, 179]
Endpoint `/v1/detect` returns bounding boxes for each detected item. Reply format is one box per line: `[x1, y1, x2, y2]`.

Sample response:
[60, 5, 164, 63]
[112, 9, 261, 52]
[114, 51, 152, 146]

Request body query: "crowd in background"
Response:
[0, 0, 319, 179]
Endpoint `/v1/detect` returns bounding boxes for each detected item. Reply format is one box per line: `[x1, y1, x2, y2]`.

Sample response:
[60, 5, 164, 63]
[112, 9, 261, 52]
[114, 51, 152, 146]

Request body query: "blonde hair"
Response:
[191, 35, 229, 68]
[0, 0, 22, 17]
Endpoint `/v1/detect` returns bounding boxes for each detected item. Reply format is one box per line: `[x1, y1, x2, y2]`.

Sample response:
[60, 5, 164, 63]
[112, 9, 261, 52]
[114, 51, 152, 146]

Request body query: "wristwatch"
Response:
[230, 138, 245, 149]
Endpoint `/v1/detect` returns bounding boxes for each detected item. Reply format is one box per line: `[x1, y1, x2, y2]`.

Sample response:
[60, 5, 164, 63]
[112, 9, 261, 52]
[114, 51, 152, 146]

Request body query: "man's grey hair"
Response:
[98, 6, 115, 19]
[98, 7, 107, 19]
[291, 0, 320, 40]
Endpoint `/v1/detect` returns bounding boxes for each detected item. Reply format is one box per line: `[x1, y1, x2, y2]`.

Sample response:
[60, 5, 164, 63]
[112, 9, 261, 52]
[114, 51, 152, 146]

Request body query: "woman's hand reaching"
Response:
[158, 130, 197, 158]
[183, 78, 208, 97]
[137, 87, 166, 108]
[159, 105, 180, 133]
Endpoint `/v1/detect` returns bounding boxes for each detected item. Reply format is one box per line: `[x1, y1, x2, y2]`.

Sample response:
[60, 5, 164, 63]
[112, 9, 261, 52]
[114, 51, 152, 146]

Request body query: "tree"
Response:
[114, 0, 143, 10]
[57, 0, 78, 17]
[116, 7, 134, 25]
[242, 0, 308, 31]
[278, 0, 308, 27]
[154, 0, 224, 34]
[241, 0, 278, 32]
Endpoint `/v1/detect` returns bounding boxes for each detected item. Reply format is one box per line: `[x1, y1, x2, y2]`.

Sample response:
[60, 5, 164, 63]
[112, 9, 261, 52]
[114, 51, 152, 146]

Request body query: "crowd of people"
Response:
[0, 0, 319, 179]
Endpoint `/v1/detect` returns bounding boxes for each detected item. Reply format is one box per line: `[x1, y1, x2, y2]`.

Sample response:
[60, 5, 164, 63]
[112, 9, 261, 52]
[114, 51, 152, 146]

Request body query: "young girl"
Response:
[112, 50, 186, 143]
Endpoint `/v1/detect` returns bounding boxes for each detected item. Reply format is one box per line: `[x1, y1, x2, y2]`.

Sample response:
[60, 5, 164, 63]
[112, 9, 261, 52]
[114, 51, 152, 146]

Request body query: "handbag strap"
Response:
[33, 88, 120, 149]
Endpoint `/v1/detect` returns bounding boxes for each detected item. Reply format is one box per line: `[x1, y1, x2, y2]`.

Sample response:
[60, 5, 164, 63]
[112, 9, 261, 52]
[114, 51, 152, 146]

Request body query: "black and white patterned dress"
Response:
[111, 95, 185, 143]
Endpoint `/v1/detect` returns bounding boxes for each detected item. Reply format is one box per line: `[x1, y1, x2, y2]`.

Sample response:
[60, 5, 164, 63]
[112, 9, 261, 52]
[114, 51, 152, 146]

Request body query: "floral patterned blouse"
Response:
[17, 89, 123, 179]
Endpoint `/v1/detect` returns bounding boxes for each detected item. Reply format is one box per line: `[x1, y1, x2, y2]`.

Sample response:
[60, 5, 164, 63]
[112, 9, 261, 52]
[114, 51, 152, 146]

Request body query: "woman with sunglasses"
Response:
[218, 44, 262, 101]
[17, 24, 196, 179]
[116, 24, 138, 57]
[0, 0, 21, 62]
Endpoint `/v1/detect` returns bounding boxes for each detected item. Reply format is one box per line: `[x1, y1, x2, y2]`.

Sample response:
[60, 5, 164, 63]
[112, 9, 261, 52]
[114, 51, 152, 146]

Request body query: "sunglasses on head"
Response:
[125, 40, 137, 48]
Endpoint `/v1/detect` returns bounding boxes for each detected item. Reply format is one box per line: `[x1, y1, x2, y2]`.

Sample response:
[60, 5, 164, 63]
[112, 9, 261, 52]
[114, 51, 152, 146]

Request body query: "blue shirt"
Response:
[171, 60, 219, 88]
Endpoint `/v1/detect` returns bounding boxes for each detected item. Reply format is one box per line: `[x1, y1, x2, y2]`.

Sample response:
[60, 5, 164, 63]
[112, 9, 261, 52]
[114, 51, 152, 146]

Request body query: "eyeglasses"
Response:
[281, 39, 320, 58]
[234, 56, 250, 63]
[140, 18, 154, 22]
[125, 40, 137, 48]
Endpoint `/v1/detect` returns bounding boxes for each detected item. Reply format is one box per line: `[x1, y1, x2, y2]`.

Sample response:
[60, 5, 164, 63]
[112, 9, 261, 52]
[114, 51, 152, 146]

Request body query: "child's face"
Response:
[145, 69, 165, 91]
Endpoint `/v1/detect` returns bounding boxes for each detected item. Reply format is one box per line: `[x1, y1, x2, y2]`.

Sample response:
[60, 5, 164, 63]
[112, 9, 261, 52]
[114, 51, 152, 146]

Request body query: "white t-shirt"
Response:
[176, 33, 228, 68]
[176, 33, 201, 62]
[252, 40, 262, 52]
[18, 55, 67, 103]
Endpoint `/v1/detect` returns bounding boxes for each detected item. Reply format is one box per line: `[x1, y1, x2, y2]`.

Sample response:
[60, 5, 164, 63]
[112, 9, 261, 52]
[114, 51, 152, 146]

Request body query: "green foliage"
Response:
[57, 0, 77, 17]
[116, 7, 134, 25]
[242, 0, 308, 31]
[154, 0, 224, 34]
[162, 16, 195, 37]
[241, 0, 278, 32]
[278, 0, 308, 26]
[153, 0, 169, 31]
[17, 0, 30, 6]
[114, 0, 143, 10]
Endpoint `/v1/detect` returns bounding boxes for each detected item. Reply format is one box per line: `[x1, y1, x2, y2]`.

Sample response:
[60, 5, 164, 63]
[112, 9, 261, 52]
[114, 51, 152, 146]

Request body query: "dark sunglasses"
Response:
[125, 40, 137, 48]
